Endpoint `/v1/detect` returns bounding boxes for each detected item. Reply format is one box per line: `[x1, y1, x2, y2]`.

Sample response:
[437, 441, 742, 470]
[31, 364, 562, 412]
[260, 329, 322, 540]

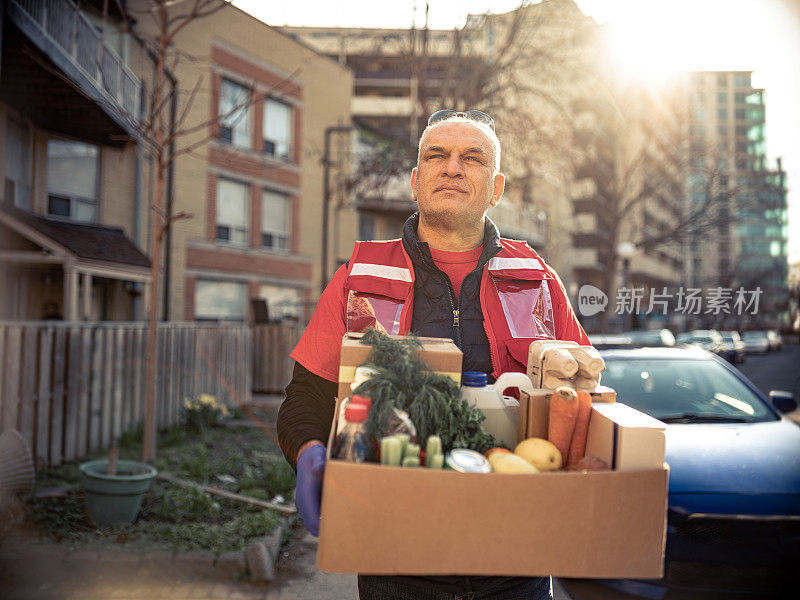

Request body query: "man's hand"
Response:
[295, 441, 326, 536]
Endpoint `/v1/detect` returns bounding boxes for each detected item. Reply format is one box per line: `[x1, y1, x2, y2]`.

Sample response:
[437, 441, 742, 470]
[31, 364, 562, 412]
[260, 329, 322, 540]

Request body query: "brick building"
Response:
[1, 0, 354, 323]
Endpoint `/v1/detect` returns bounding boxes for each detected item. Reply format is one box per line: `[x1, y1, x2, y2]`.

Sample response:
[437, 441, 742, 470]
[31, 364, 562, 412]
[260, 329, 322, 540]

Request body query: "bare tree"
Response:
[104, 0, 303, 461]
[569, 77, 775, 331]
[327, 0, 593, 218]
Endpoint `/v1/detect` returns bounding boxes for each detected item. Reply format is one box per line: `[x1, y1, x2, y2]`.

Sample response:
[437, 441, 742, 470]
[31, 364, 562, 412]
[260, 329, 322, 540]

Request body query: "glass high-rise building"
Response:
[687, 71, 789, 326]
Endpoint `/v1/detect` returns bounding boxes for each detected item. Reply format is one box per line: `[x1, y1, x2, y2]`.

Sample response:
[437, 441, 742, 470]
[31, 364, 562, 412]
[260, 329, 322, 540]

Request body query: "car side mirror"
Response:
[769, 390, 797, 414]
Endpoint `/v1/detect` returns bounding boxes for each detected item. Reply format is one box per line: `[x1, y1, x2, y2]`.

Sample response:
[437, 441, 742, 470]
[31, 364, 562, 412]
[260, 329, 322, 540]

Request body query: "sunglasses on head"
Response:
[427, 109, 495, 131]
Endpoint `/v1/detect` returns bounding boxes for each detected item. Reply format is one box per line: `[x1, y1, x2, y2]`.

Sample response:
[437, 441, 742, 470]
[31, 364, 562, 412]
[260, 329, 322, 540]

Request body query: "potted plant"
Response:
[79, 458, 157, 527]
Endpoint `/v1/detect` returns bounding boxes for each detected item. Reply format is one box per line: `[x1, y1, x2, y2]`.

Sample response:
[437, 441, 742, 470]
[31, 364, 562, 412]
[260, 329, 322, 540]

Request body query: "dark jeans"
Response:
[357, 576, 553, 600]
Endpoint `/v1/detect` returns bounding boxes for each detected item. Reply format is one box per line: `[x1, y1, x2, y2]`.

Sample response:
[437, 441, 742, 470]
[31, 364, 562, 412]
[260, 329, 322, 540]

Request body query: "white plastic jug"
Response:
[460, 371, 535, 449]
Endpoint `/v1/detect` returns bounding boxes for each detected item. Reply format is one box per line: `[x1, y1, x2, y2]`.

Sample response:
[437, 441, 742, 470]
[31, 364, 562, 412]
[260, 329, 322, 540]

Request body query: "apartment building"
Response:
[281, 0, 594, 261]
[285, 1, 691, 333]
[0, 0, 153, 321]
[1, 0, 354, 323]
[687, 71, 790, 326]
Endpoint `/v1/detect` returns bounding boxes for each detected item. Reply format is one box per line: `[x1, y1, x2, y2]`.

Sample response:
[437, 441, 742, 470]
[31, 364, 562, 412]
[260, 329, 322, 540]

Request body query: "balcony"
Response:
[6, 0, 142, 139]
[355, 173, 416, 215]
[352, 96, 415, 118]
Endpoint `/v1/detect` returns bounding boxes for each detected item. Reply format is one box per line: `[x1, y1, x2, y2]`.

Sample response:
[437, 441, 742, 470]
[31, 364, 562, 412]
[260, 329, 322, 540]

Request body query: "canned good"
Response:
[445, 448, 491, 473]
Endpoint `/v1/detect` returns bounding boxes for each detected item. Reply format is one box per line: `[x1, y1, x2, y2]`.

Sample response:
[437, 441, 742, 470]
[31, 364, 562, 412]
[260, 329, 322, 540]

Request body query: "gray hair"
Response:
[417, 116, 502, 175]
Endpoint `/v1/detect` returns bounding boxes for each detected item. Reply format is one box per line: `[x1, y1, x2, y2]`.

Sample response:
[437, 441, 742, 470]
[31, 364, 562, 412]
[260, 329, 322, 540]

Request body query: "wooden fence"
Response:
[0, 322, 251, 468]
[252, 323, 303, 394]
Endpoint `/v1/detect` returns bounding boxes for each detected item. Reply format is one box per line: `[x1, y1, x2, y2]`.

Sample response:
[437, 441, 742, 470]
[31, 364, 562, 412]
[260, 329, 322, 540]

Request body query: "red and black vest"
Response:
[343, 215, 557, 379]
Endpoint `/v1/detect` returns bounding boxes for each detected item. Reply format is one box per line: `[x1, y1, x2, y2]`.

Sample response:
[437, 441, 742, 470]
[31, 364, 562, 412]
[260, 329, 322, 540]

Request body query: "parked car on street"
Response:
[742, 330, 770, 354]
[562, 347, 800, 599]
[622, 329, 676, 347]
[766, 329, 783, 352]
[587, 333, 634, 349]
[720, 330, 746, 364]
[675, 330, 728, 359]
[589, 329, 675, 349]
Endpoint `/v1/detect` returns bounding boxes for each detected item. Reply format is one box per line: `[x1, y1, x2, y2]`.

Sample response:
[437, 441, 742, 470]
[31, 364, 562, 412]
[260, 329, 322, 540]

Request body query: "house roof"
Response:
[1, 205, 150, 269]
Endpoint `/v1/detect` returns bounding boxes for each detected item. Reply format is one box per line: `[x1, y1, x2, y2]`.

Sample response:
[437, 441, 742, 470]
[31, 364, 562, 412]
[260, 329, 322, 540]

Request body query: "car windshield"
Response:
[600, 357, 777, 423]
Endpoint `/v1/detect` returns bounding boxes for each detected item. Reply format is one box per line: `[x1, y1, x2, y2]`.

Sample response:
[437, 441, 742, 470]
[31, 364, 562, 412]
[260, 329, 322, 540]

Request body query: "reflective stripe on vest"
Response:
[487, 256, 544, 271]
[349, 263, 412, 282]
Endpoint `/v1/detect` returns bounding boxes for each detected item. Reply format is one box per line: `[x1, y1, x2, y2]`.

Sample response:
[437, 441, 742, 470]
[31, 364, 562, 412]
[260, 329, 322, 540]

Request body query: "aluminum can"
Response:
[444, 448, 491, 473]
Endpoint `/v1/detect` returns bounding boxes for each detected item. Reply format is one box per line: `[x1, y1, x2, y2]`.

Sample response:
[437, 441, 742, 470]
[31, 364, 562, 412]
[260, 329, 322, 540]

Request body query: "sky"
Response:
[233, 0, 800, 263]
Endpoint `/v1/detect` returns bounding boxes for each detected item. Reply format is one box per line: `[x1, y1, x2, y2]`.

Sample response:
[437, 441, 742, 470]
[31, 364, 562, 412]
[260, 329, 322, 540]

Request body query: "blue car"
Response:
[561, 346, 800, 599]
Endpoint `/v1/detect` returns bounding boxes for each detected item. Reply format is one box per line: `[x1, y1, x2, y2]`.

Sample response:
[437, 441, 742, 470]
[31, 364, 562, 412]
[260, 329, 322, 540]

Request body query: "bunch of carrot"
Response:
[547, 386, 593, 469]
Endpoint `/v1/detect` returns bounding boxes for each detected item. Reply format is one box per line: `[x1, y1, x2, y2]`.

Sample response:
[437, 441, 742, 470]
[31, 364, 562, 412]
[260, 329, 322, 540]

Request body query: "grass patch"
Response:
[25, 408, 293, 555]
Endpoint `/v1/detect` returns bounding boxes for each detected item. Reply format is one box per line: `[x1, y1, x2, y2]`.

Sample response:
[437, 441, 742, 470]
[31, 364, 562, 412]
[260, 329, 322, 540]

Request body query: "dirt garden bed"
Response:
[17, 402, 296, 560]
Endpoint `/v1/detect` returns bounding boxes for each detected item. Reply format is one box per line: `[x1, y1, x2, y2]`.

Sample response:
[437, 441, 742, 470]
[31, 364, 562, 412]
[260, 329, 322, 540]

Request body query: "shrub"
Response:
[183, 393, 229, 434]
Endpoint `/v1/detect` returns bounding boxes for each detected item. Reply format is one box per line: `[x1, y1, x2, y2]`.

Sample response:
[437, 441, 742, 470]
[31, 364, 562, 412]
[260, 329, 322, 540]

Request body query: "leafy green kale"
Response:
[351, 328, 498, 453]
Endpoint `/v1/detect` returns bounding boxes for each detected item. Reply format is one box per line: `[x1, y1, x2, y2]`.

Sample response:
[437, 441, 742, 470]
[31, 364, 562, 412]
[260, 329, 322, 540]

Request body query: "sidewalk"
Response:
[0, 530, 357, 600]
[1, 528, 571, 599]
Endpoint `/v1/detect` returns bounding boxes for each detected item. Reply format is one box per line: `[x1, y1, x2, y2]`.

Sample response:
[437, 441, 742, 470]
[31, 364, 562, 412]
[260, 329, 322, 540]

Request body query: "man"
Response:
[278, 110, 590, 599]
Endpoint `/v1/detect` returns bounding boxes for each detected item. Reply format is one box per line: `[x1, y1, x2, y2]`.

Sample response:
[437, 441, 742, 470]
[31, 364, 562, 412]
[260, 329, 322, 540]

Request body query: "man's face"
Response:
[411, 121, 505, 229]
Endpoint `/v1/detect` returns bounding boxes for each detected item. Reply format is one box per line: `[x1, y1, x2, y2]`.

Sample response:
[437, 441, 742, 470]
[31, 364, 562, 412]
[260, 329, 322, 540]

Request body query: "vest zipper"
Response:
[442, 275, 462, 348]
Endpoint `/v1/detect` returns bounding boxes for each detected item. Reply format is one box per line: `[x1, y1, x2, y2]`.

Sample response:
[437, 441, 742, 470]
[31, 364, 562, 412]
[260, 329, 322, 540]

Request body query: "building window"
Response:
[717, 91, 727, 104]
[261, 190, 290, 250]
[359, 213, 376, 240]
[263, 98, 292, 161]
[734, 73, 749, 87]
[216, 178, 248, 244]
[716, 73, 728, 86]
[219, 79, 250, 149]
[4, 118, 32, 210]
[195, 279, 246, 320]
[717, 108, 727, 120]
[258, 284, 301, 321]
[717, 124, 728, 136]
[735, 108, 746, 120]
[46, 139, 99, 223]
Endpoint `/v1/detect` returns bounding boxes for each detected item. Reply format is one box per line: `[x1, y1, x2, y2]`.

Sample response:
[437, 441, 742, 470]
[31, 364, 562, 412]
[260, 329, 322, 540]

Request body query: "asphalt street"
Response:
[735, 343, 800, 401]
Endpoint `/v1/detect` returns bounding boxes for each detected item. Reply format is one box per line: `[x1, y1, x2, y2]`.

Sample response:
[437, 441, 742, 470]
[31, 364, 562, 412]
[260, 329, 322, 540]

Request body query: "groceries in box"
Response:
[318, 330, 668, 577]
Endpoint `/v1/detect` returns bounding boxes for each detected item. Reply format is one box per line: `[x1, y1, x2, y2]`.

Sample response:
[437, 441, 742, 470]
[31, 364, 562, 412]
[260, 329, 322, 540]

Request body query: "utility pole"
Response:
[322, 125, 355, 292]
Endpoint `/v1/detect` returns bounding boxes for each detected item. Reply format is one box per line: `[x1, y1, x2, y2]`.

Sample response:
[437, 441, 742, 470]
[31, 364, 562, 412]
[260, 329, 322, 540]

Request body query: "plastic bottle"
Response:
[460, 371, 535, 449]
[333, 402, 370, 462]
[337, 367, 378, 435]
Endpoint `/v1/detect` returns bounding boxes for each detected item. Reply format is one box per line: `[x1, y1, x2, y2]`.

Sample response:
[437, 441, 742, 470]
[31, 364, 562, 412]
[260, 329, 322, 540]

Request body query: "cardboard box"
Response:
[519, 387, 616, 441]
[319, 404, 667, 578]
[337, 332, 463, 401]
[320, 336, 667, 577]
[584, 403, 666, 471]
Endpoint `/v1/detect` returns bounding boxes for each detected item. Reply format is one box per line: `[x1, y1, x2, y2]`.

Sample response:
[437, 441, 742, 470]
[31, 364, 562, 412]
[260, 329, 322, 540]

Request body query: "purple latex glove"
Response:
[296, 444, 326, 536]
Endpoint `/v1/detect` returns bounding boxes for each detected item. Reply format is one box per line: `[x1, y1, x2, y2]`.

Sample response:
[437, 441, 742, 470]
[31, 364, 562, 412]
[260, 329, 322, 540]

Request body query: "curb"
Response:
[246, 514, 289, 582]
[2, 515, 290, 584]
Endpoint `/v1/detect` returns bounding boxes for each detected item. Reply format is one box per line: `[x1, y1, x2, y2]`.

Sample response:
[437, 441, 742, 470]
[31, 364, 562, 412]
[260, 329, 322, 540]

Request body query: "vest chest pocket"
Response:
[344, 264, 412, 336]
[346, 291, 404, 335]
[492, 277, 556, 340]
